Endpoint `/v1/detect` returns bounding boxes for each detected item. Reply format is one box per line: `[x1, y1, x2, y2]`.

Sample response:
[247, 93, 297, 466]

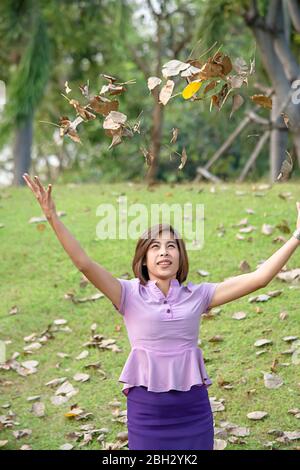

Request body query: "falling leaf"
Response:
[230, 94, 244, 118]
[178, 147, 187, 170]
[250, 94, 272, 109]
[88, 95, 119, 116]
[182, 81, 202, 100]
[162, 60, 190, 78]
[159, 80, 175, 105]
[277, 151, 293, 182]
[147, 76, 162, 91]
[170, 127, 179, 144]
[64, 81, 72, 94]
[140, 146, 154, 167]
[79, 80, 89, 98]
[69, 99, 96, 120]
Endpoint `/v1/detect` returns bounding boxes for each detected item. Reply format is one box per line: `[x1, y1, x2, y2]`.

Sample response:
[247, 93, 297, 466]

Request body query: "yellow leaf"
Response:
[182, 81, 202, 100]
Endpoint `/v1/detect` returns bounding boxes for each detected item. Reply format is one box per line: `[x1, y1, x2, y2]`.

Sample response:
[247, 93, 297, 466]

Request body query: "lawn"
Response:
[0, 181, 299, 450]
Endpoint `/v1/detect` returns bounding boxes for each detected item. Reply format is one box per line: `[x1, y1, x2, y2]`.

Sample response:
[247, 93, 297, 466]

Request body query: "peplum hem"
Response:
[119, 346, 212, 397]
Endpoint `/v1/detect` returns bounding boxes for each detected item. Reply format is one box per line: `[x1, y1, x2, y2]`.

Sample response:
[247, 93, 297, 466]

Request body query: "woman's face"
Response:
[144, 231, 180, 280]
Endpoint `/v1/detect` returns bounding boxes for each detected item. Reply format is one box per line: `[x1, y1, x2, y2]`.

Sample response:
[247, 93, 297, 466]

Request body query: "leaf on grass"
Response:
[76, 351, 89, 360]
[263, 372, 284, 389]
[31, 402, 45, 418]
[247, 411, 268, 420]
[232, 311, 247, 320]
[262, 224, 274, 235]
[73, 373, 90, 383]
[254, 339, 273, 347]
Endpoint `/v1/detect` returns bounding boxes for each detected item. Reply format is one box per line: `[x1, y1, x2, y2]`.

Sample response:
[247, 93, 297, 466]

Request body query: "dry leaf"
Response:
[182, 81, 202, 100]
[147, 76, 162, 91]
[159, 80, 175, 105]
[250, 94, 272, 109]
[178, 147, 187, 170]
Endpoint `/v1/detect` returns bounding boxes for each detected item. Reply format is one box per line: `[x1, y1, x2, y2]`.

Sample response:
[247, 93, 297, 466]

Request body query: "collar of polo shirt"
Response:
[146, 278, 193, 293]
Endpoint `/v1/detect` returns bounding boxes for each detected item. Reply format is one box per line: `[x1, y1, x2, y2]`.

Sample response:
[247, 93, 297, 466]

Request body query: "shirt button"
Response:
[167, 309, 170, 313]
[163, 300, 167, 304]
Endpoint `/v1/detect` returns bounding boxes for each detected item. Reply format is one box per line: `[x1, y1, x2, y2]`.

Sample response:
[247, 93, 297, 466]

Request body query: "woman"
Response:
[22, 173, 300, 450]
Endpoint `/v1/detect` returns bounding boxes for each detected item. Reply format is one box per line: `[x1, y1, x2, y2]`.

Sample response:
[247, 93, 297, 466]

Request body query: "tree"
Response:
[121, 0, 200, 184]
[202, 0, 300, 182]
[0, 0, 50, 186]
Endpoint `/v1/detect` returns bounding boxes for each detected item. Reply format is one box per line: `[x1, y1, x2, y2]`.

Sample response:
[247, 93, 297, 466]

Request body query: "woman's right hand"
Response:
[22, 173, 57, 220]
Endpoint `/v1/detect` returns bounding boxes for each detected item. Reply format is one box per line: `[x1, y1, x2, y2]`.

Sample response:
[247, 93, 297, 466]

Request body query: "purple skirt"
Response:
[126, 384, 214, 450]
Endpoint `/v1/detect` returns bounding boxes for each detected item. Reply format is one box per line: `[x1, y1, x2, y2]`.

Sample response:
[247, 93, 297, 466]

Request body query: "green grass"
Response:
[0, 181, 300, 450]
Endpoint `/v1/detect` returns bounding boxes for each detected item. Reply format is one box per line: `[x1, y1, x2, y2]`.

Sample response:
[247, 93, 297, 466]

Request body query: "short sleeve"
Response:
[112, 278, 134, 316]
[197, 282, 219, 314]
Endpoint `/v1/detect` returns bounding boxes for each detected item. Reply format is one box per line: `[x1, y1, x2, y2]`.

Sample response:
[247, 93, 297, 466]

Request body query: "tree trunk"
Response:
[244, 0, 300, 180]
[270, 95, 289, 182]
[13, 113, 33, 186]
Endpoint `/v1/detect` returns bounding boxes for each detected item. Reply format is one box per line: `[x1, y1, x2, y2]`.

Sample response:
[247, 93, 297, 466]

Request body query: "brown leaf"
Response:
[250, 94, 272, 109]
[140, 146, 154, 167]
[170, 127, 179, 144]
[69, 99, 96, 120]
[88, 95, 119, 116]
[277, 151, 293, 182]
[230, 94, 244, 118]
[178, 147, 187, 170]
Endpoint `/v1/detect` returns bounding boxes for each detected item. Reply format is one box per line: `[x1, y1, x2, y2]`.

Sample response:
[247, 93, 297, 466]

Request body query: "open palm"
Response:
[22, 173, 56, 220]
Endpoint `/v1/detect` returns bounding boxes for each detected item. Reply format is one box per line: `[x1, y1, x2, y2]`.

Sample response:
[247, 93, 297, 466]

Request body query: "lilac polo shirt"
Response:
[112, 277, 219, 397]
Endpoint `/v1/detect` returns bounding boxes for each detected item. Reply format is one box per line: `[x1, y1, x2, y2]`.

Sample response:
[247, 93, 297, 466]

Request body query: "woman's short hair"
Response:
[132, 223, 189, 285]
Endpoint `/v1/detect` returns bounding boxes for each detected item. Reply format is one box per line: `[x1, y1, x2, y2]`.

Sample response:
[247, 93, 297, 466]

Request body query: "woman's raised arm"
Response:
[22, 173, 122, 309]
[208, 202, 300, 309]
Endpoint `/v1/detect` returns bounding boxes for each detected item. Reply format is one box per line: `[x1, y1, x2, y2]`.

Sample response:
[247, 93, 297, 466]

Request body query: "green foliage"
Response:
[0, 6, 51, 149]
